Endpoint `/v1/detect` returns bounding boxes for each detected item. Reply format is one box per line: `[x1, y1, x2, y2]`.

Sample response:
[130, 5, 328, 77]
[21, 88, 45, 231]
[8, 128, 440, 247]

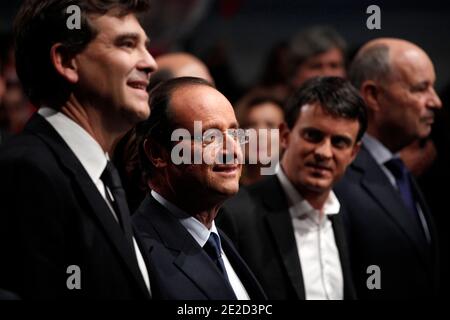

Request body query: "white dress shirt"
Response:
[276, 165, 344, 300]
[38, 107, 151, 294]
[362, 134, 431, 243]
[151, 190, 250, 300]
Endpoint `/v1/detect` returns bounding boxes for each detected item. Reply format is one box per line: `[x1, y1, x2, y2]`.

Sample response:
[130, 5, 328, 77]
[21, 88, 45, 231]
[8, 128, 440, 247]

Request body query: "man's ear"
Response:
[350, 140, 362, 163]
[143, 138, 169, 169]
[279, 122, 291, 150]
[50, 43, 78, 84]
[360, 80, 381, 113]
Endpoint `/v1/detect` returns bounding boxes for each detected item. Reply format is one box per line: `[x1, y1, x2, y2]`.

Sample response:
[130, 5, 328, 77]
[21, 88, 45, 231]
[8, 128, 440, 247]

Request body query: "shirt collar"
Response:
[362, 134, 398, 165]
[151, 190, 222, 250]
[38, 107, 108, 183]
[275, 163, 340, 220]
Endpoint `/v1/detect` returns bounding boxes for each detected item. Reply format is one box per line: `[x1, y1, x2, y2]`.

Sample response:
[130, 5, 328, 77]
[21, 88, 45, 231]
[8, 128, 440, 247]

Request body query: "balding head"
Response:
[350, 38, 430, 90]
[350, 38, 442, 152]
[155, 52, 214, 83]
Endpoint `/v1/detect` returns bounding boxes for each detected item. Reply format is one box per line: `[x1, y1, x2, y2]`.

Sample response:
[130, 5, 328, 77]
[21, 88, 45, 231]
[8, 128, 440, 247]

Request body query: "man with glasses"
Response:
[132, 77, 266, 300]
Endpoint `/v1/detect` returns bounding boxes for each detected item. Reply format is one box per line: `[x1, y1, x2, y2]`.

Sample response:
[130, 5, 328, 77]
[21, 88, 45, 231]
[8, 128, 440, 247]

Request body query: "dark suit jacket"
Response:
[132, 194, 267, 300]
[217, 175, 356, 300]
[0, 114, 151, 299]
[0, 128, 11, 145]
[334, 146, 440, 299]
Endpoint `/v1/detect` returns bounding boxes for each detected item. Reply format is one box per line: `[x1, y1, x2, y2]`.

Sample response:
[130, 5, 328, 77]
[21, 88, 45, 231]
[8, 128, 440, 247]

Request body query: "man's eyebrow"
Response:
[202, 121, 238, 131]
[302, 127, 322, 132]
[332, 134, 353, 143]
[114, 32, 149, 45]
[229, 122, 239, 129]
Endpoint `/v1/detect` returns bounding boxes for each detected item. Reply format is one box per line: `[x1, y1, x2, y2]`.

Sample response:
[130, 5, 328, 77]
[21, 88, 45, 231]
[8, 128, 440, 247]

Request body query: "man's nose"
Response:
[219, 132, 243, 164]
[314, 139, 333, 160]
[427, 87, 442, 110]
[138, 48, 158, 76]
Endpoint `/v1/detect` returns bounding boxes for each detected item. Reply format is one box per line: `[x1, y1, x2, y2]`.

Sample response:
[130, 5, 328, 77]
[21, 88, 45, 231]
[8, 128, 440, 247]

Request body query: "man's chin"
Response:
[304, 179, 332, 193]
[122, 102, 150, 123]
[214, 184, 239, 198]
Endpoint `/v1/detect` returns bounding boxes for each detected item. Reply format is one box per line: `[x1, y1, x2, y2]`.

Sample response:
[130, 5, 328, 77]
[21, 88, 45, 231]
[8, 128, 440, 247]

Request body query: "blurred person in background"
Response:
[245, 26, 347, 104]
[234, 93, 284, 185]
[289, 26, 347, 90]
[1, 79, 34, 134]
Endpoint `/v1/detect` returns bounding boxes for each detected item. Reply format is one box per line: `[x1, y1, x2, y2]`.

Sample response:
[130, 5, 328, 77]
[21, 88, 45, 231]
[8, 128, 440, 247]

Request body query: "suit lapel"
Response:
[409, 177, 439, 280]
[144, 196, 237, 300]
[329, 213, 356, 299]
[25, 114, 150, 297]
[410, 177, 437, 246]
[261, 176, 306, 299]
[353, 147, 430, 263]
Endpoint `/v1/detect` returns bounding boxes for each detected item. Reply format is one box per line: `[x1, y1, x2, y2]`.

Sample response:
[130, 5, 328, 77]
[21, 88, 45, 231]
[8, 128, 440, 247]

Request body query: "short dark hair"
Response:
[137, 76, 215, 178]
[284, 76, 368, 141]
[14, 0, 150, 108]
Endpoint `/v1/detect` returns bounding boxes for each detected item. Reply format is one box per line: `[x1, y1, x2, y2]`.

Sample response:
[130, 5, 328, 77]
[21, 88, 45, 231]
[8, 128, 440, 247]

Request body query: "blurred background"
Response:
[2, 0, 450, 94]
[1, 0, 450, 137]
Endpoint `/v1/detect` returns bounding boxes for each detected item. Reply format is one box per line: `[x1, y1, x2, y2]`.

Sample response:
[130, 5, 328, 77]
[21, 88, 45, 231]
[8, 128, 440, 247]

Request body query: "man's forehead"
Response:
[391, 50, 435, 84]
[171, 85, 219, 113]
[296, 104, 359, 130]
[89, 13, 147, 39]
[171, 85, 236, 128]
[297, 103, 326, 117]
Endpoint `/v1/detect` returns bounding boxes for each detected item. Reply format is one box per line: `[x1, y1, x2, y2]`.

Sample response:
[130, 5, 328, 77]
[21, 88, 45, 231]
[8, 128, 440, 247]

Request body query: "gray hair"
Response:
[349, 44, 392, 91]
[290, 26, 347, 67]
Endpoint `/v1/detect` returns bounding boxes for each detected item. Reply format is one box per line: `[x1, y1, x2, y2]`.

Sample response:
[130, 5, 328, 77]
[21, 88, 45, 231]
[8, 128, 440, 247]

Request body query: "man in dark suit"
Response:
[0, 0, 157, 299]
[218, 77, 367, 299]
[133, 77, 266, 300]
[334, 38, 442, 299]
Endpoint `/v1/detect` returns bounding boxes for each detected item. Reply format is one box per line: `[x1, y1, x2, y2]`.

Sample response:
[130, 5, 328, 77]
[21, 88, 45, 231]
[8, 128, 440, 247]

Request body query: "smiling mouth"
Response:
[127, 80, 149, 91]
[307, 163, 332, 173]
[212, 164, 239, 175]
[422, 117, 434, 124]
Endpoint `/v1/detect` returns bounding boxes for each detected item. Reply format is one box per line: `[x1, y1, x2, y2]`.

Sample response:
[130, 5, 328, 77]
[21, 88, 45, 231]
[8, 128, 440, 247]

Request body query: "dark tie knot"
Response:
[101, 161, 122, 190]
[204, 232, 222, 261]
[384, 157, 408, 180]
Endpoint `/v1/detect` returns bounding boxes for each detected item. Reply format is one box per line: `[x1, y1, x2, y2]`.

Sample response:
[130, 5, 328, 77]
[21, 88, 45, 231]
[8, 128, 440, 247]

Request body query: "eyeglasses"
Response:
[192, 128, 250, 147]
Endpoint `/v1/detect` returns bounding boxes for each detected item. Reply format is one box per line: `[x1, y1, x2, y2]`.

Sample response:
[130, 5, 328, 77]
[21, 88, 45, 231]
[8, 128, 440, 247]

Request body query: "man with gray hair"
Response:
[335, 38, 442, 299]
[289, 26, 347, 89]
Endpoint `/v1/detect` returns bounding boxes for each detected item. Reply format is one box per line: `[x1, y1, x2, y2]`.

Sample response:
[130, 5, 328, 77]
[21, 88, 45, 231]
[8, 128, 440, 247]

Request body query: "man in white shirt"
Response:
[132, 77, 266, 300]
[218, 76, 367, 299]
[0, 0, 156, 299]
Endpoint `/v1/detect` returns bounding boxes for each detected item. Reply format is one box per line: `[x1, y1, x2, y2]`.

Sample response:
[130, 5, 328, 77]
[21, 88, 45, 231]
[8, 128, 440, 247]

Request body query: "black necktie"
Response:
[204, 233, 237, 299]
[100, 161, 135, 251]
[384, 157, 430, 243]
[204, 233, 228, 276]
[384, 158, 419, 217]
